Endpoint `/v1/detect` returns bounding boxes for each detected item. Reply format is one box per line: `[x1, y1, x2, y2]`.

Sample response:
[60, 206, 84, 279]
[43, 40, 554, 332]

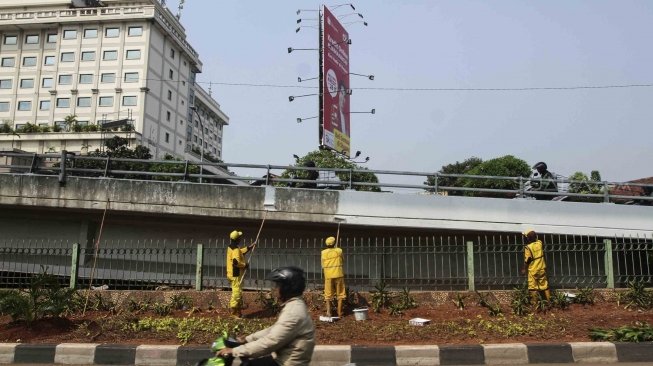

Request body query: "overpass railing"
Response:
[1, 233, 651, 291]
[1, 151, 652, 204]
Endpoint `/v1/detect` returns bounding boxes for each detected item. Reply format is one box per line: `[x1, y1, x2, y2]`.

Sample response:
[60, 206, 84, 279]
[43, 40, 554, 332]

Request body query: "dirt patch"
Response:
[1, 290, 652, 345]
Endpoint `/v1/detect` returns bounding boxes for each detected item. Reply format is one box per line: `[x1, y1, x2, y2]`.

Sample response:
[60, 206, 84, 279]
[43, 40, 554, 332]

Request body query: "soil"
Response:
[1, 289, 652, 346]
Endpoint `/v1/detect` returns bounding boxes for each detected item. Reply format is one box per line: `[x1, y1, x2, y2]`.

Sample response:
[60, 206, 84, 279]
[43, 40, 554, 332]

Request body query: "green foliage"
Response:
[0, 122, 11, 133]
[64, 114, 78, 132]
[461, 155, 531, 198]
[16, 122, 39, 133]
[149, 154, 200, 182]
[86, 293, 116, 312]
[0, 269, 78, 325]
[255, 290, 280, 314]
[281, 149, 380, 192]
[574, 287, 596, 305]
[425, 157, 483, 195]
[568, 170, 604, 202]
[370, 281, 391, 313]
[152, 302, 172, 316]
[510, 285, 531, 316]
[170, 294, 194, 310]
[621, 280, 653, 310]
[452, 293, 467, 310]
[590, 322, 653, 342]
[549, 290, 570, 310]
[477, 291, 503, 316]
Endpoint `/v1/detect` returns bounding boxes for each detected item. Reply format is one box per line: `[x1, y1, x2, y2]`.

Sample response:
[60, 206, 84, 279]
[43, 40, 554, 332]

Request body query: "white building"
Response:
[0, 0, 228, 162]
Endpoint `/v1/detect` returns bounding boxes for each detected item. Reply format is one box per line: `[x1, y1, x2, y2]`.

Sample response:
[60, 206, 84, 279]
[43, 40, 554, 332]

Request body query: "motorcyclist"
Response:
[529, 162, 558, 200]
[217, 266, 315, 366]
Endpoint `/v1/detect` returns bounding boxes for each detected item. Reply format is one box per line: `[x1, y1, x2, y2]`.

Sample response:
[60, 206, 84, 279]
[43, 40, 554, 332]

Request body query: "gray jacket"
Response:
[232, 297, 315, 366]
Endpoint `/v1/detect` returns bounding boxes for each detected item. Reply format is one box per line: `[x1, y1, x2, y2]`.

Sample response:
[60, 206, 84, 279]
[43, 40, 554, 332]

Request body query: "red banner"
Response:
[321, 6, 350, 157]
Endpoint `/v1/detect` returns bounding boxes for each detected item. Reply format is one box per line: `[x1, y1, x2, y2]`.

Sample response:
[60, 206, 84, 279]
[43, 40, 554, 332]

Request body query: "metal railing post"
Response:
[433, 172, 438, 194]
[183, 160, 189, 181]
[603, 181, 610, 203]
[466, 240, 475, 291]
[29, 153, 37, 173]
[518, 176, 524, 198]
[266, 165, 271, 185]
[348, 169, 353, 190]
[58, 150, 67, 184]
[70, 243, 80, 289]
[604, 239, 614, 288]
[195, 243, 204, 291]
[103, 157, 110, 177]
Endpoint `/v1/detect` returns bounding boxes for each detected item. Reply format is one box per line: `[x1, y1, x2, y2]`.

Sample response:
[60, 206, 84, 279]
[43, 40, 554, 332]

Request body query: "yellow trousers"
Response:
[528, 269, 549, 291]
[324, 277, 346, 300]
[229, 277, 243, 310]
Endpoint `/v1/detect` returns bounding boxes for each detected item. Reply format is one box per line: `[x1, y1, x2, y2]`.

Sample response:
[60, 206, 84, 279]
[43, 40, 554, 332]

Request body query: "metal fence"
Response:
[1, 151, 652, 203]
[1, 234, 651, 291]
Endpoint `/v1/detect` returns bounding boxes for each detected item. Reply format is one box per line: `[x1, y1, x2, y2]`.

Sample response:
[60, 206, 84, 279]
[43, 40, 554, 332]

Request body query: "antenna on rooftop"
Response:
[176, 0, 185, 20]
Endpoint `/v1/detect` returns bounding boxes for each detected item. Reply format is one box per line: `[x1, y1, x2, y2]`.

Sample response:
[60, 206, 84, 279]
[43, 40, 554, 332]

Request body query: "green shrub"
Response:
[170, 294, 193, 310]
[574, 287, 596, 305]
[590, 322, 653, 342]
[370, 281, 391, 313]
[510, 285, 531, 316]
[0, 123, 11, 133]
[621, 280, 653, 310]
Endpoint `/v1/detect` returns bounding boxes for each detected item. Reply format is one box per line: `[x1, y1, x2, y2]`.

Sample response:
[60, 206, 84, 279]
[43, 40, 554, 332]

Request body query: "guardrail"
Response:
[0, 234, 651, 291]
[1, 151, 652, 204]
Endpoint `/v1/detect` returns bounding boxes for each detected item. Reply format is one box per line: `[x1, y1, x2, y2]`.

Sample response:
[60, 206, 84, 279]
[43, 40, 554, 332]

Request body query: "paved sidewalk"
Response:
[1, 342, 652, 365]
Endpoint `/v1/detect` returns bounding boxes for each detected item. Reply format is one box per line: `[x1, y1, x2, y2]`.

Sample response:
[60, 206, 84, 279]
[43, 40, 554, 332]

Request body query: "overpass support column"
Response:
[466, 241, 475, 291]
[604, 239, 614, 289]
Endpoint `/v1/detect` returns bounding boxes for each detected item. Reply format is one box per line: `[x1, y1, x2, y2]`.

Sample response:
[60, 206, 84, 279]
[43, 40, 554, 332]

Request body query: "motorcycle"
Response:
[195, 332, 243, 366]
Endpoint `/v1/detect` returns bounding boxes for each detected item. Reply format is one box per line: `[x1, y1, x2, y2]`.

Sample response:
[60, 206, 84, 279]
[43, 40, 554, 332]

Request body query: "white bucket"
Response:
[353, 307, 368, 321]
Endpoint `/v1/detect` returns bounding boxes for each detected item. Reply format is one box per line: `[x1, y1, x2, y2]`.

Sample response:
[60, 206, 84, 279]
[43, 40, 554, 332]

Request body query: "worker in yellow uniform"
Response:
[321, 236, 346, 318]
[227, 230, 255, 318]
[521, 229, 550, 303]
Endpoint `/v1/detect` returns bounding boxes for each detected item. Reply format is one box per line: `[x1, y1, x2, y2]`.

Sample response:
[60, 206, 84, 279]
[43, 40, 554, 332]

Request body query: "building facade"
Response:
[0, 0, 228, 161]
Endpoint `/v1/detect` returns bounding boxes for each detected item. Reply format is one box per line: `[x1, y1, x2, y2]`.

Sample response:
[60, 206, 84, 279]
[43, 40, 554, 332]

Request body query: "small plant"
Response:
[369, 281, 391, 313]
[549, 290, 570, 310]
[255, 290, 280, 314]
[575, 287, 596, 305]
[40, 125, 51, 133]
[86, 293, 116, 312]
[534, 296, 550, 312]
[396, 287, 417, 310]
[52, 125, 62, 132]
[476, 291, 503, 316]
[152, 302, 172, 316]
[590, 322, 653, 342]
[621, 280, 653, 310]
[0, 122, 12, 133]
[169, 294, 193, 310]
[510, 285, 531, 316]
[452, 293, 466, 310]
[388, 303, 404, 316]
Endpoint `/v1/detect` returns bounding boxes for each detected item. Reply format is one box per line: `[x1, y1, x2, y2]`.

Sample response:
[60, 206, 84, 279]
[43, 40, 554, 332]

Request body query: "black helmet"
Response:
[267, 266, 306, 299]
[532, 162, 547, 170]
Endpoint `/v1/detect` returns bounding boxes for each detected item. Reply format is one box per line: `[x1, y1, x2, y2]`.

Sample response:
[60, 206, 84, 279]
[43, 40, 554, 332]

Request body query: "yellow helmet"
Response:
[522, 229, 535, 236]
[230, 230, 243, 240]
[325, 236, 336, 247]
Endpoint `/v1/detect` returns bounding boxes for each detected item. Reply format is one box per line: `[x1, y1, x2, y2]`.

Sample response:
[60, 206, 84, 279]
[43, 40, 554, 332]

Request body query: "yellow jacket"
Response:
[525, 240, 546, 272]
[321, 247, 344, 279]
[227, 246, 249, 279]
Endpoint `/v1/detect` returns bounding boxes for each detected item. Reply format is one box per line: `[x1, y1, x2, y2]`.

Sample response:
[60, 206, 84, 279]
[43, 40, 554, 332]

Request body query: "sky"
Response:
[172, 0, 652, 182]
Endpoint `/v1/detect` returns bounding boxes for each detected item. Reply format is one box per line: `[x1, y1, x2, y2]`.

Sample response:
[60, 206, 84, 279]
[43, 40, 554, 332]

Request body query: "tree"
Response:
[425, 157, 483, 195]
[568, 170, 603, 202]
[460, 155, 531, 198]
[280, 149, 380, 192]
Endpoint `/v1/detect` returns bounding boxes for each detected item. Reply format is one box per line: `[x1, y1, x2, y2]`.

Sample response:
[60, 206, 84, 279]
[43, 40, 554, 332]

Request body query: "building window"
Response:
[18, 101, 31, 111]
[100, 73, 115, 83]
[20, 79, 34, 89]
[128, 26, 143, 36]
[25, 35, 39, 44]
[103, 50, 118, 60]
[105, 27, 120, 38]
[166, 111, 171, 121]
[81, 51, 95, 61]
[0, 102, 9, 112]
[23, 57, 37, 67]
[1, 57, 15, 67]
[167, 90, 172, 101]
[58, 74, 72, 85]
[63, 29, 77, 39]
[79, 74, 93, 84]
[98, 96, 113, 107]
[46, 33, 57, 43]
[0, 79, 11, 89]
[42, 78, 53, 88]
[125, 49, 141, 60]
[165, 132, 170, 143]
[39, 100, 50, 111]
[124, 72, 139, 83]
[56, 98, 70, 108]
[194, 135, 198, 142]
[170, 48, 175, 59]
[60, 52, 75, 62]
[83, 28, 98, 38]
[169, 69, 174, 79]
[3, 35, 17, 45]
[122, 96, 137, 106]
[44, 55, 55, 66]
[77, 97, 91, 107]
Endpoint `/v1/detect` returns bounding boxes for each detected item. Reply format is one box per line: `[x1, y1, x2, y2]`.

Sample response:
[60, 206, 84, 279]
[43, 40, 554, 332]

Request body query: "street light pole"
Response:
[190, 106, 204, 183]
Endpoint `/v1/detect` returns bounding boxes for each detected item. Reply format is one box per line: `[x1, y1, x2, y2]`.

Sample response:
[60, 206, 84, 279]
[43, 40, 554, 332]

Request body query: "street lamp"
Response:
[190, 106, 205, 183]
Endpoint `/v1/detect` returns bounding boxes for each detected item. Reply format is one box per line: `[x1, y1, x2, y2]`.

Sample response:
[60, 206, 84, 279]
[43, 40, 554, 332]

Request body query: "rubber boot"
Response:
[543, 289, 551, 301]
[337, 299, 344, 318]
[529, 290, 539, 305]
[230, 308, 242, 318]
[325, 301, 332, 317]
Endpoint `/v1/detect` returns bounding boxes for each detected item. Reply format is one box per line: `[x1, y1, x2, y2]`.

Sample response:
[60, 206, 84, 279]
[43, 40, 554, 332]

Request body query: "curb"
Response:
[0, 342, 652, 365]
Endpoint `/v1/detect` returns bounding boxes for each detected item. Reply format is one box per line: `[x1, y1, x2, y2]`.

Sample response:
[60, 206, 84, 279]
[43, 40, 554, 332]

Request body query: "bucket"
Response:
[353, 307, 368, 321]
